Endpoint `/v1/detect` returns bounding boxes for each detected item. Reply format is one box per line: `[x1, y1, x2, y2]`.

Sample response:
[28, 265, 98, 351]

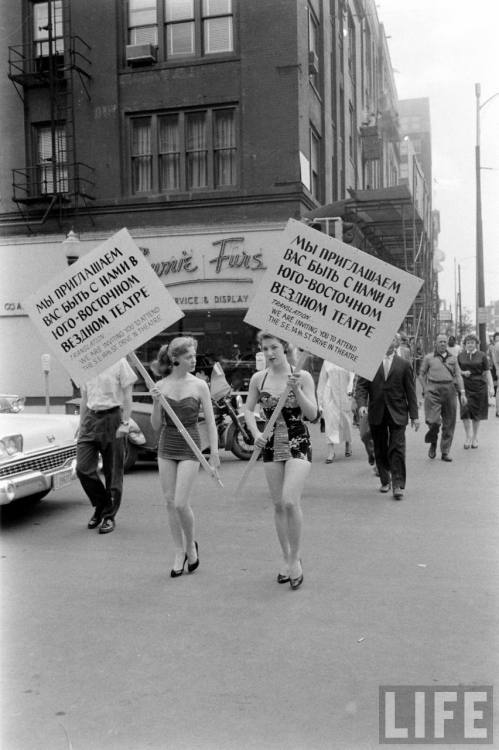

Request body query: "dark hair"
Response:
[151, 336, 197, 376]
[448, 336, 456, 346]
[463, 333, 479, 346]
[258, 331, 289, 353]
[494, 332, 499, 341]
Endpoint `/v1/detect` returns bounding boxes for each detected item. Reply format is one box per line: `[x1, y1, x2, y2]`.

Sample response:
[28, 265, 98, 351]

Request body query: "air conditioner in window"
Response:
[308, 50, 319, 75]
[126, 44, 157, 65]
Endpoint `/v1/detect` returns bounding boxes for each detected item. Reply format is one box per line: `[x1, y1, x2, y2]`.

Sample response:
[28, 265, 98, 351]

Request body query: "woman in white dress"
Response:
[317, 361, 355, 463]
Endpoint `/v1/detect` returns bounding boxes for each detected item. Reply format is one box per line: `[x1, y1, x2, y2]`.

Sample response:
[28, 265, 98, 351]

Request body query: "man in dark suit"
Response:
[355, 334, 420, 500]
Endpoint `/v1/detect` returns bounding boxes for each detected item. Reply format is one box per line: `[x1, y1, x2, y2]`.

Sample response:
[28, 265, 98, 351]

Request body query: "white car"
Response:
[0, 400, 80, 505]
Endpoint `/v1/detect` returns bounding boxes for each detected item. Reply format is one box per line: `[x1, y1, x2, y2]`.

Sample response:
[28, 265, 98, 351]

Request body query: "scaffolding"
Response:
[304, 184, 437, 354]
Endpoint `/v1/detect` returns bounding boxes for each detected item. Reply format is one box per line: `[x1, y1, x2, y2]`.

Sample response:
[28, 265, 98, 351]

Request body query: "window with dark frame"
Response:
[33, 0, 64, 57]
[127, 0, 234, 60]
[128, 0, 158, 44]
[35, 123, 68, 194]
[310, 127, 320, 200]
[129, 107, 237, 194]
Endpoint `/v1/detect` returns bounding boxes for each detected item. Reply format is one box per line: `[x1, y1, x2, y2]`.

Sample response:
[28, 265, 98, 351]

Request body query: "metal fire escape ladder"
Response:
[7, 0, 94, 230]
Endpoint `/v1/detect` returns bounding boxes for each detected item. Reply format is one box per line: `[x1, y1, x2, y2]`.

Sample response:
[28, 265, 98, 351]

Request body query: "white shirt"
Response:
[82, 358, 137, 411]
[383, 352, 395, 378]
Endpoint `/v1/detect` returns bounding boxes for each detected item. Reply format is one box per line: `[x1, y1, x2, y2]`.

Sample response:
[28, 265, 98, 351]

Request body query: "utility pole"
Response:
[458, 263, 462, 340]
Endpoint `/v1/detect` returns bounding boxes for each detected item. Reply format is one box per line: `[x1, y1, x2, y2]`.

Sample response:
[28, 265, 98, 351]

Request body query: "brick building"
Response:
[0, 0, 436, 398]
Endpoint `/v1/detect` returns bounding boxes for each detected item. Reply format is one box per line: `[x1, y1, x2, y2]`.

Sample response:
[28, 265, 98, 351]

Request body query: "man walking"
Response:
[76, 357, 137, 533]
[419, 334, 466, 462]
[355, 334, 420, 500]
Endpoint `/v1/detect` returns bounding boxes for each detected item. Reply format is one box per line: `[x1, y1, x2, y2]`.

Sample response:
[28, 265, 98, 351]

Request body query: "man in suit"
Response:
[355, 334, 420, 500]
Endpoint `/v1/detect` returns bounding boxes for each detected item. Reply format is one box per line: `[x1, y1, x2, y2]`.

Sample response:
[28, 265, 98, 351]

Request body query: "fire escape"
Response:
[7, 0, 94, 230]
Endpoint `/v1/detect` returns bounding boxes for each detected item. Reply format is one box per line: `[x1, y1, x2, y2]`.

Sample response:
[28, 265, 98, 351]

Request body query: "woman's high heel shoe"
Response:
[289, 561, 304, 590]
[171, 554, 187, 578]
[187, 541, 199, 573]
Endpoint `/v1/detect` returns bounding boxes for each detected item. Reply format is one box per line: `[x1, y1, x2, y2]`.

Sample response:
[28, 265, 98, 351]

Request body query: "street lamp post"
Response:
[61, 229, 82, 397]
[475, 83, 499, 352]
[62, 228, 82, 265]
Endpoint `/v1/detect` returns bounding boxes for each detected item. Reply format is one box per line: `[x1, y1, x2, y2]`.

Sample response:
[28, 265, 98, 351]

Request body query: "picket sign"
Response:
[236, 349, 309, 494]
[127, 351, 223, 487]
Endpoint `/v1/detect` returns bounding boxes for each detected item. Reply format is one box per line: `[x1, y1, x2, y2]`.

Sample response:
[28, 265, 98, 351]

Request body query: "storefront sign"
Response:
[0, 301, 27, 317]
[141, 232, 270, 310]
[24, 228, 183, 383]
[245, 219, 423, 379]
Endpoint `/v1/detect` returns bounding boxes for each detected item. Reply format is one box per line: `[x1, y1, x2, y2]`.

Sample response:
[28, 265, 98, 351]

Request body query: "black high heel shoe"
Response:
[187, 541, 199, 573]
[171, 554, 187, 578]
[289, 561, 304, 590]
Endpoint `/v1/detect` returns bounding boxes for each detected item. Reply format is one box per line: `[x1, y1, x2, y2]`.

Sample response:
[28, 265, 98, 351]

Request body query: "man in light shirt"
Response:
[419, 334, 466, 461]
[76, 357, 137, 534]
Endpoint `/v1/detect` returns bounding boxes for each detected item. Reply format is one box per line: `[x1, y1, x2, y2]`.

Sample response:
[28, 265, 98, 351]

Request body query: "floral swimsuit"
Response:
[258, 371, 312, 463]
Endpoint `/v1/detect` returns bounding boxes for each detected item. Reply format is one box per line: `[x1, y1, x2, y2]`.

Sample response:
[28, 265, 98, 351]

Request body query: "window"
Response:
[33, 1, 64, 57]
[129, 107, 237, 194]
[310, 128, 320, 200]
[203, 0, 233, 53]
[165, 0, 195, 56]
[36, 124, 68, 194]
[347, 10, 355, 80]
[308, 7, 319, 87]
[127, 0, 233, 60]
[128, 0, 158, 44]
[159, 114, 180, 190]
[164, 0, 233, 57]
[131, 118, 153, 192]
[348, 102, 355, 160]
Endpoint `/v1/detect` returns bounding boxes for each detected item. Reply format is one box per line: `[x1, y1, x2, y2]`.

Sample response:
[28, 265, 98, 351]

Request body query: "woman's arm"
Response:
[316, 363, 326, 410]
[347, 370, 355, 395]
[289, 370, 318, 421]
[244, 372, 263, 441]
[150, 379, 165, 431]
[198, 380, 220, 467]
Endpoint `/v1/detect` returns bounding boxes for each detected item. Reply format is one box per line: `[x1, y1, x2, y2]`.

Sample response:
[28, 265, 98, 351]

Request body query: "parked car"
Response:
[0, 396, 80, 506]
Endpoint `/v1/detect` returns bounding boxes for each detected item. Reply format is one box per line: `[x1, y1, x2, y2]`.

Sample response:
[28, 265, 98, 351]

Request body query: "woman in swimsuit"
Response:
[245, 333, 318, 589]
[150, 337, 219, 578]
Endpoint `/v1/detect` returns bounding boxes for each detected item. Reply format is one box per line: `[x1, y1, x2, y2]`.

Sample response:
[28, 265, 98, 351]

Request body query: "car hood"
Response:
[0, 413, 79, 453]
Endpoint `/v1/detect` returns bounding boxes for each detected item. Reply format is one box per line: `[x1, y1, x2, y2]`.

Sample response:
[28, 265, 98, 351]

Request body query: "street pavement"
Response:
[1, 410, 498, 750]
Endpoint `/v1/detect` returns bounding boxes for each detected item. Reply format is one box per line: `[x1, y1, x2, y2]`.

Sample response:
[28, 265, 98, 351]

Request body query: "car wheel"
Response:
[124, 442, 139, 473]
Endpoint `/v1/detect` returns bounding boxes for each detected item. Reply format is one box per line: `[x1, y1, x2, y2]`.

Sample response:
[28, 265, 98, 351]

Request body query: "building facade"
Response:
[0, 0, 436, 398]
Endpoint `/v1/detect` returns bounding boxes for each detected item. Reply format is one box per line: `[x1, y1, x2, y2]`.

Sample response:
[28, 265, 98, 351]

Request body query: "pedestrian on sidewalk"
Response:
[396, 331, 412, 362]
[355, 334, 420, 501]
[150, 337, 219, 578]
[447, 335, 461, 358]
[317, 360, 355, 462]
[77, 357, 137, 534]
[419, 333, 466, 461]
[458, 334, 494, 449]
[244, 333, 317, 590]
[487, 331, 499, 417]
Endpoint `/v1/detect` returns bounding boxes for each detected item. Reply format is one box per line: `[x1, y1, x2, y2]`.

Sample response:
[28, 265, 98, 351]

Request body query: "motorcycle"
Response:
[209, 363, 265, 461]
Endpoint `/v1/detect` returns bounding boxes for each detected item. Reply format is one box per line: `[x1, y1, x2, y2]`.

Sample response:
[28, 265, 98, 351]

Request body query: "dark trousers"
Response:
[76, 409, 125, 519]
[370, 409, 407, 489]
[424, 383, 457, 455]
